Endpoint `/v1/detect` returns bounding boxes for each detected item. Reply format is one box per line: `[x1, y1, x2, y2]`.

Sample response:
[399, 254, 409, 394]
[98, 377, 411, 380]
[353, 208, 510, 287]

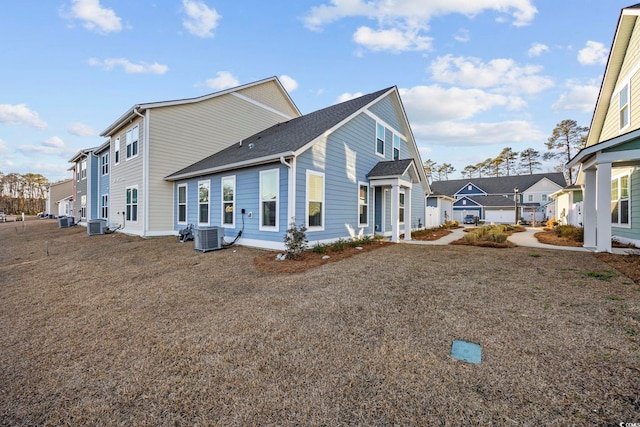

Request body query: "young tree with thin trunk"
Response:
[437, 163, 455, 180]
[544, 119, 588, 184]
[498, 147, 518, 176]
[423, 159, 438, 182]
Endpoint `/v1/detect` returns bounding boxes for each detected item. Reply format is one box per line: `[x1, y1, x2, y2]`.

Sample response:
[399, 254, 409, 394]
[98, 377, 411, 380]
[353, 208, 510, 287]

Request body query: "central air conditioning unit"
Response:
[87, 219, 107, 236]
[194, 226, 224, 252]
[58, 216, 73, 228]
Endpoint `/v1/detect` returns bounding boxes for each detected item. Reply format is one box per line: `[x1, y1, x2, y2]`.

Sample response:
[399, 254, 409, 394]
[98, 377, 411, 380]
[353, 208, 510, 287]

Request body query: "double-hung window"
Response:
[399, 191, 405, 224]
[393, 134, 400, 160]
[81, 160, 87, 180]
[222, 176, 235, 227]
[101, 153, 109, 175]
[358, 183, 369, 226]
[76, 163, 80, 181]
[177, 184, 187, 224]
[80, 195, 87, 219]
[114, 137, 120, 165]
[260, 169, 279, 231]
[376, 123, 385, 156]
[126, 125, 139, 159]
[101, 194, 108, 219]
[198, 180, 209, 225]
[620, 83, 629, 130]
[126, 187, 138, 222]
[307, 171, 324, 230]
[611, 173, 630, 226]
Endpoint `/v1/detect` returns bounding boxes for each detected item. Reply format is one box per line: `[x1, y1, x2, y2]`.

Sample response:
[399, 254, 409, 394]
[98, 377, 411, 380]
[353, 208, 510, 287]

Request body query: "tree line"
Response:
[424, 119, 589, 183]
[0, 172, 50, 214]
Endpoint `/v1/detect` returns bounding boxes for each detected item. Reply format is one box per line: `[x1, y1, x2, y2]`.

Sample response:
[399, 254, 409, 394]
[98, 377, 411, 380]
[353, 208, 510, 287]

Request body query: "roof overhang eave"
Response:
[165, 151, 296, 181]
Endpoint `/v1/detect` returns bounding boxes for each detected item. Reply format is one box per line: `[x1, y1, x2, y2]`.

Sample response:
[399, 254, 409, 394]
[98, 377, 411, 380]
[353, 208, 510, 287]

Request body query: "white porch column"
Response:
[583, 169, 597, 249]
[404, 186, 412, 241]
[390, 184, 399, 243]
[596, 162, 612, 253]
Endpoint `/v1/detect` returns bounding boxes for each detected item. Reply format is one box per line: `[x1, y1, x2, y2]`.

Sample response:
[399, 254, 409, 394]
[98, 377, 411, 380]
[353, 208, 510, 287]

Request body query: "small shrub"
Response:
[546, 218, 558, 229]
[556, 225, 584, 242]
[463, 233, 478, 243]
[283, 221, 308, 260]
[312, 243, 328, 254]
[493, 233, 508, 243]
[331, 238, 349, 252]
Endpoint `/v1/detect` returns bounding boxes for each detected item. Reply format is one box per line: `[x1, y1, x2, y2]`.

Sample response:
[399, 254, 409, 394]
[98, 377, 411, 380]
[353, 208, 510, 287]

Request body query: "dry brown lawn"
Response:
[1, 218, 639, 425]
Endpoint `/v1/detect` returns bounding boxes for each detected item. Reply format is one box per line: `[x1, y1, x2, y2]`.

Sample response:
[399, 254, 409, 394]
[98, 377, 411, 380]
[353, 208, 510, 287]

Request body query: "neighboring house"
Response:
[430, 173, 566, 224]
[46, 178, 73, 217]
[567, 4, 640, 252]
[550, 185, 583, 227]
[69, 147, 99, 224]
[166, 86, 431, 250]
[93, 76, 300, 237]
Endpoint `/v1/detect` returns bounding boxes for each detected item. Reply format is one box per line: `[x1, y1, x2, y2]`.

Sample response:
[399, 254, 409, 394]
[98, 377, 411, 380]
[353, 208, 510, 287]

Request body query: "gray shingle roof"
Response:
[166, 87, 394, 180]
[465, 195, 518, 207]
[430, 173, 567, 196]
[367, 159, 414, 178]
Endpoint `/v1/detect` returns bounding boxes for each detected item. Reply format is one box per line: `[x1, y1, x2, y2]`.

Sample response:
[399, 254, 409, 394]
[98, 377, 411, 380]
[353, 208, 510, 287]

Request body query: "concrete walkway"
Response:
[405, 225, 630, 254]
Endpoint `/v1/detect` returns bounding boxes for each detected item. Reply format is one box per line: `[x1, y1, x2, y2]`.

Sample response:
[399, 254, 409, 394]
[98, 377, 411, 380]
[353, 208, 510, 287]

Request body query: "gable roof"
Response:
[466, 195, 518, 208]
[367, 159, 415, 178]
[166, 87, 395, 180]
[430, 173, 567, 196]
[100, 76, 300, 137]
[586, 4, 640, 146]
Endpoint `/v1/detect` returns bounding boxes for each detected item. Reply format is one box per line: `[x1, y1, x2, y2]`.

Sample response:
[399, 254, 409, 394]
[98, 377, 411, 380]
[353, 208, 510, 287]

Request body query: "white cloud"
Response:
[18, 136, 69, 155]
[0, 104, 47, 129]
[453, 28, 470, 43]
[353, 26, 432, 52]
[182, 0, 221, 38]
[0, 138, 8, 155]
[336, 92, 364, 103]
[279, 75, 298, 92]
[429, 55, 554, 94]
[552, 82, 599, 112]
[205, 71, 239, 90]
[88, 58, 168, 74]
[413, 120, 545, 146]
[528, 42, 549, 57]
[62, 0, 122, 33]
[399, 85, 525, 123]
[304, 0, 536, 52]
[578, 41, 608, 66]
[67, 122, 97, 136]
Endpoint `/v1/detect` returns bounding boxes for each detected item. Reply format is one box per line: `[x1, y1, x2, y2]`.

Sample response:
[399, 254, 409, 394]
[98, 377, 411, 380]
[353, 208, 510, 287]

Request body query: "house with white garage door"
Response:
[430, 173, 567, 224]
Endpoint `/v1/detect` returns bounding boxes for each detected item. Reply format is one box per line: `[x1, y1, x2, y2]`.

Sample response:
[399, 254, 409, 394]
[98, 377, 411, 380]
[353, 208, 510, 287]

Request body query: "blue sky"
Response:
[0, 0, 632, 182]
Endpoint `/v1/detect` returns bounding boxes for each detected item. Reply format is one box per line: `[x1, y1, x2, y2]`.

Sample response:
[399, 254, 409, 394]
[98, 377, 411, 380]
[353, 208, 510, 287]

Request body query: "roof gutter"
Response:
[165, 151, 296, 181]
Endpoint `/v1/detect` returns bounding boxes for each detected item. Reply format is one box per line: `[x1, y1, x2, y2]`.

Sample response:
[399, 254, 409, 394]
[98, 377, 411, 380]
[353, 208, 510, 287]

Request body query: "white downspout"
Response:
[133, 106, 149, 236]
[280, 156, 295, 224]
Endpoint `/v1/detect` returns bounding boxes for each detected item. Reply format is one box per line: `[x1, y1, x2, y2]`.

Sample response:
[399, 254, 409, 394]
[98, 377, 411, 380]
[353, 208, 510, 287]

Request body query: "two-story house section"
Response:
[69, 147, 99, 224]
[166, 86, 430, 250]
[95, 140, 111, 223]
[568, 4, 640, 252]
[99, 76, 301, 237]
[430, 173, 566, 223]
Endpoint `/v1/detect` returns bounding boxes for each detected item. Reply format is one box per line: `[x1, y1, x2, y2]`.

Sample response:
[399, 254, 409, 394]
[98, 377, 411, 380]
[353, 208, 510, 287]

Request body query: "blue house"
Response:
[165, 87, 431, 250]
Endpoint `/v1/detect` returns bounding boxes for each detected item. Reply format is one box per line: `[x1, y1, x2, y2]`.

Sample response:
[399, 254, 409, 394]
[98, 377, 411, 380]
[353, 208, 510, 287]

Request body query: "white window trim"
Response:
[221, 175, 236, 228]
[306, 170, 325, 231]
[81, 160, 87, 180]
[125, 186, 139, 223]
[611, 170, 631, 228]
[101, 194, 108, 219]
[393, 133, 400, 160]
[198, 180, 210, 226]
[358, 182, 369, 227]
[126, 125, 139, 160]
[80, 195, 87, 220]
[76, 163, 80, 181]
[177, 184, 188, 225]
[101, 152, 109, 176]
[375, 122, 385, 158]
[114, 137, 120, 165]
[259, 169, 280, 232]
[399, 190, 405, 224]
[619, 82, 630, 132]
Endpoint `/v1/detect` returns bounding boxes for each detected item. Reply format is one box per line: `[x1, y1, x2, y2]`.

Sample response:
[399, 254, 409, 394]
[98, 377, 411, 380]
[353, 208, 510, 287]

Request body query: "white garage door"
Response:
[484, 209, 513, 224]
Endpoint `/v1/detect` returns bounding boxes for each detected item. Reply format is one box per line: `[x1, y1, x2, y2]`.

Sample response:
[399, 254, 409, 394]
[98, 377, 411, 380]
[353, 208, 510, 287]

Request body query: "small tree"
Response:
[544, 119, 588, 184]
[284, 220, 308, 260]
[519, 148, 542, 175]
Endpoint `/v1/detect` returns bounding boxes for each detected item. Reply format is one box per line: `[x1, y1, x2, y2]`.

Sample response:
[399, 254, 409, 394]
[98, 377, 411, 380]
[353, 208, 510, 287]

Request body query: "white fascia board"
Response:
[165, 152, 296, 181]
